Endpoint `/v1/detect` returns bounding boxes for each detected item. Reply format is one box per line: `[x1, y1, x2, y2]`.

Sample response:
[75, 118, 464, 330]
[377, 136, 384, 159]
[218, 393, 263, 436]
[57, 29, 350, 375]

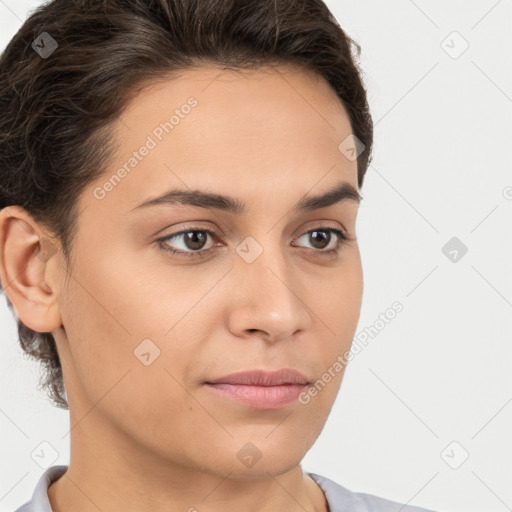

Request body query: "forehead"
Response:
[81, 64, 358, 218]
[122, 63, 350, 124]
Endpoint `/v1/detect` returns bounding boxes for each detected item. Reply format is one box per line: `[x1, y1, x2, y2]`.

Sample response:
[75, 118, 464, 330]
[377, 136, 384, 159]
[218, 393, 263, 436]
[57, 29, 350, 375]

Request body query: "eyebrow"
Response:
[130, 181, 361, 214]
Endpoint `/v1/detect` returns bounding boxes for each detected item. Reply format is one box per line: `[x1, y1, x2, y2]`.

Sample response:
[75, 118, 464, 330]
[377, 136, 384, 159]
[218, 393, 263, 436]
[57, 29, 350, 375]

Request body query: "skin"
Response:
[0, 63, 364, 512]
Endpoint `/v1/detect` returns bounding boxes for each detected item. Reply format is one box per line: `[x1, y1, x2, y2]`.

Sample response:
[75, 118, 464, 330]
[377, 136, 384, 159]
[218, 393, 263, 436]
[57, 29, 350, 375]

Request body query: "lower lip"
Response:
[204, 383, 308, 409]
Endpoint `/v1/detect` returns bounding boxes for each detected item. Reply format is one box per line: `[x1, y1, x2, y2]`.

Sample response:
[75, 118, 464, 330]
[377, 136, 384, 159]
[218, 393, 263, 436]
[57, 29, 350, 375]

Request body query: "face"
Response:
[44, 64, 364, 478]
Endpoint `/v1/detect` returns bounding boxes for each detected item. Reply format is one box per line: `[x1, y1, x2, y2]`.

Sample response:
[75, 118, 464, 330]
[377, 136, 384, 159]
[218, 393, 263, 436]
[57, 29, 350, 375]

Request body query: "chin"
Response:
[216, 444, 305, 481]
[222, 459, 303, 481]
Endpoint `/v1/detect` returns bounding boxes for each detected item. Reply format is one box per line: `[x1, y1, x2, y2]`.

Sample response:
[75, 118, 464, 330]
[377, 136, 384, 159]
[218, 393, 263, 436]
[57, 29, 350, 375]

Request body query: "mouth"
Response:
[203, 368, 310, 409]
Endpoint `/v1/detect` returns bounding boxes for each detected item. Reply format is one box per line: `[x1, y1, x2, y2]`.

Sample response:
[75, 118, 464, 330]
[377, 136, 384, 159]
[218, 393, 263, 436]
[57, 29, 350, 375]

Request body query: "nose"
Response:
[225, 244, 313, 344]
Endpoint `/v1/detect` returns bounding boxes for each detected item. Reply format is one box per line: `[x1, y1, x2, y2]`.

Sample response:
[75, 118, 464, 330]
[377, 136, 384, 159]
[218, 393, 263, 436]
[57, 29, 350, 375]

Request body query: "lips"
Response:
[205, 368, 310, 386]
[203, 369, 311, 409]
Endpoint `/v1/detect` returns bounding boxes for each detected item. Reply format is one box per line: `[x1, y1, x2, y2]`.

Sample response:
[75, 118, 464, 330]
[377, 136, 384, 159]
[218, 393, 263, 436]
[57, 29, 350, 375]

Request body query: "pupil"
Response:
[311, 230, 329, 249]
[185, 231, 207, 250]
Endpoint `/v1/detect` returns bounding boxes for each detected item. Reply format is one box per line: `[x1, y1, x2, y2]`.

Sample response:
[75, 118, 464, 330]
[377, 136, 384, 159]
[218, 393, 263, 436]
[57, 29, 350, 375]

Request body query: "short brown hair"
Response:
[0, 0, 373, 409]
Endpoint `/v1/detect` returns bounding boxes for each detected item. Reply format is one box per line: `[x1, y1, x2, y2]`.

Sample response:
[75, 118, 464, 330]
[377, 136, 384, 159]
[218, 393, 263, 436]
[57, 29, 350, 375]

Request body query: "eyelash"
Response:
[156, 225, 352, 260]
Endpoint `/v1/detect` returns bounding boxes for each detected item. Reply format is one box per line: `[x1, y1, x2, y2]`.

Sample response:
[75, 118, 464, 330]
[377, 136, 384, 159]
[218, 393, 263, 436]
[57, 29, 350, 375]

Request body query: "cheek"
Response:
[315, 249, 363, 341]
[59, 242, 212, 410]
[60, 267, 204, 457]
[58, 248, 172, 403]
[304, 251, 363, 400]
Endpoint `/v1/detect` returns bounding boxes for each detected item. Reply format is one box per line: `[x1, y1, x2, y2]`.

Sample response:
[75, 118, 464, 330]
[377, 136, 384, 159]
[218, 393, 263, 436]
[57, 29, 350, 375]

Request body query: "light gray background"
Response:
[1, 1, 511, 511]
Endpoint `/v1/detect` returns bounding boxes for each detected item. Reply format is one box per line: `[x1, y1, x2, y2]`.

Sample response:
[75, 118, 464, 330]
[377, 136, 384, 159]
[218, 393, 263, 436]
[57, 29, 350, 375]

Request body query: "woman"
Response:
[0, 0, 437, 511]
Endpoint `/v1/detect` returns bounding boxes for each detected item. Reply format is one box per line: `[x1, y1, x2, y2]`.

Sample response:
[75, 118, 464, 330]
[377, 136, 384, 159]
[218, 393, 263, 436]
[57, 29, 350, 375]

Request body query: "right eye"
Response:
[156, 228, 220, 259]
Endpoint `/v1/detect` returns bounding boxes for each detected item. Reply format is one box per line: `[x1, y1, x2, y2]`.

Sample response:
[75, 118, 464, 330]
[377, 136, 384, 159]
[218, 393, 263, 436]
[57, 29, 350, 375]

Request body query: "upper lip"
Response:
[205, 368, 309, 386]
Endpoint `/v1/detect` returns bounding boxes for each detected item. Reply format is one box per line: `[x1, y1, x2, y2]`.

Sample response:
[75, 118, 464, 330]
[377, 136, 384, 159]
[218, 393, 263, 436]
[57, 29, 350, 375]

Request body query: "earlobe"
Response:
[0, 205, 63, 333]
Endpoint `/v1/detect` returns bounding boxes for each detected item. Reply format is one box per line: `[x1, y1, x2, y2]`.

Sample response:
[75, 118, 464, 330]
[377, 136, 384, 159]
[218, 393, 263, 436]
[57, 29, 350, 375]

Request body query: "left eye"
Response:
[293, 228, 348, 251]
[156, 227, 349, 259]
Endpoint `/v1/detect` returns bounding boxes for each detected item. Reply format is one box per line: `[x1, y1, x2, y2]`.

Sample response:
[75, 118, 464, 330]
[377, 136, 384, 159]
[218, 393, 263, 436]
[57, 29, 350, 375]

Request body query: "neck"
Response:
[48, 408, 328, 512]
[48, 459, 327, 512]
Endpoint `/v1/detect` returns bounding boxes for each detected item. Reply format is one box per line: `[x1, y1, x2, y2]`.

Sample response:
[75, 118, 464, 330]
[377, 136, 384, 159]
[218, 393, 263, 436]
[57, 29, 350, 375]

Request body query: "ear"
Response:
[0, 205, 63, 332]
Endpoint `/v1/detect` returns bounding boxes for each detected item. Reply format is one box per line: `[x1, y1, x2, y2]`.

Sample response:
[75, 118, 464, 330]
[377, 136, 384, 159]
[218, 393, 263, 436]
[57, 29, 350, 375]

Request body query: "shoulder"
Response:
[13, 465, 68, 512]
[307, 472, 438, 512]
